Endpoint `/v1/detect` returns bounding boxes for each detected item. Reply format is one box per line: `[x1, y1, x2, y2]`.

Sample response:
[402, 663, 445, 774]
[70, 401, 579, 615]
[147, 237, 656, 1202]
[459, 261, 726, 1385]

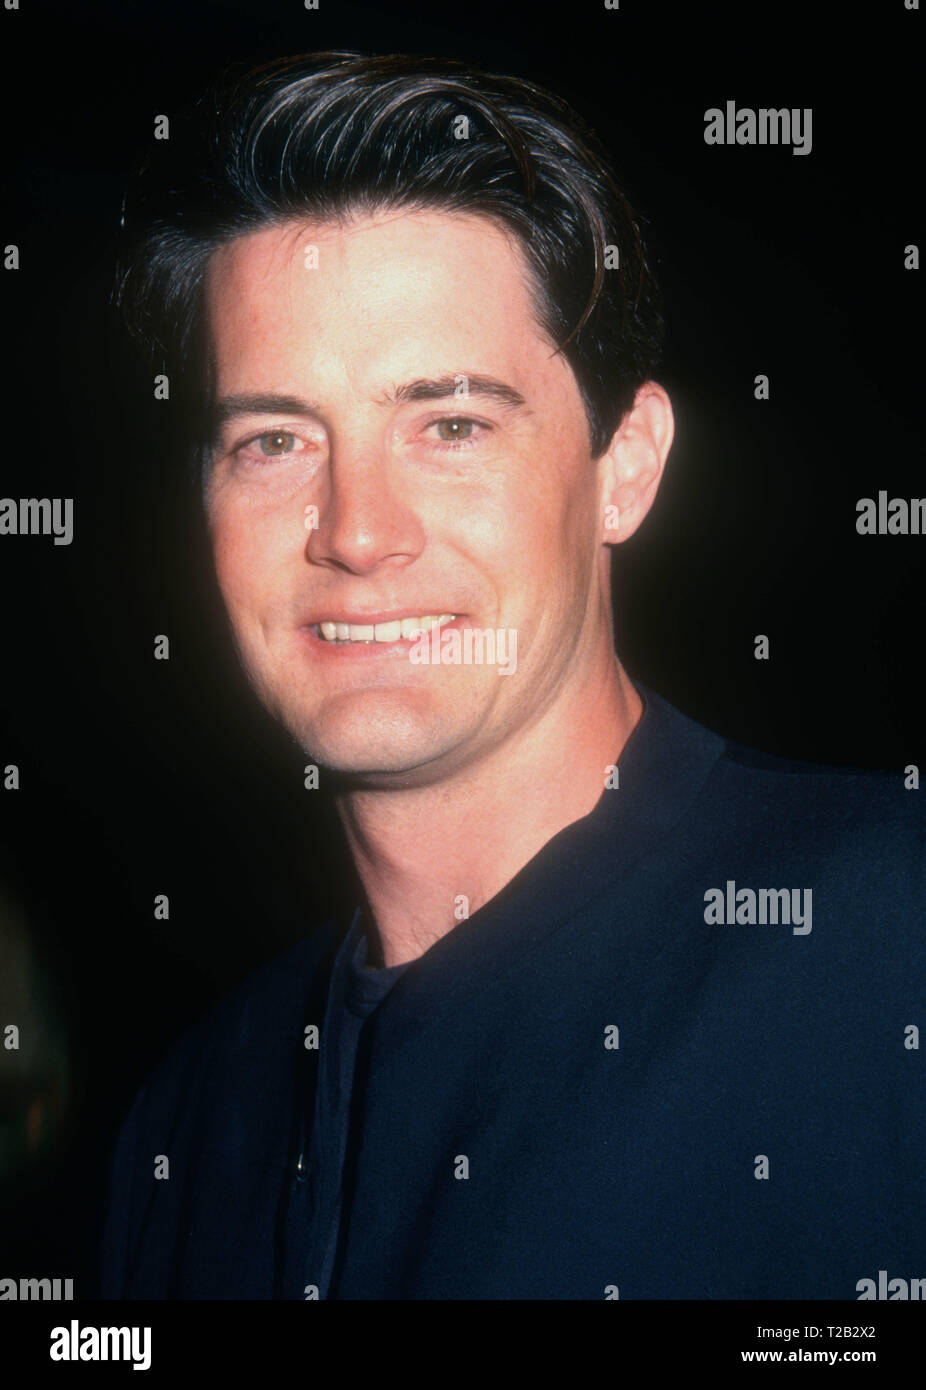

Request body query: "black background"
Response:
[0, 0, 922, 1293]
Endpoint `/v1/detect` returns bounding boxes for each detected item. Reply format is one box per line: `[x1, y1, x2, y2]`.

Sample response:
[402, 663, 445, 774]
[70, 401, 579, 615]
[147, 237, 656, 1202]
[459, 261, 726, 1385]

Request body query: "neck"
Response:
[333, 646, 642, 968]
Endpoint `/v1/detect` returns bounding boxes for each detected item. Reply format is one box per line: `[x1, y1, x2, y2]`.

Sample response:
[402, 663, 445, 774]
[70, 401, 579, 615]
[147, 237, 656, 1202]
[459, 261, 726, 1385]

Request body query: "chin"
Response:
[282, 698, 462, 780]
[296, 738, 462, 785]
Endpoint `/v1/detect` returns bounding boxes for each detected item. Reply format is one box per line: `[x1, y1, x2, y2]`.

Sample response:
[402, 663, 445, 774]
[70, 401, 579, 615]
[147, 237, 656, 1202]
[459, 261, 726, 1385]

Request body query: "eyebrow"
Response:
[210, 374, 529, 440]
[376, 375, 528, 410]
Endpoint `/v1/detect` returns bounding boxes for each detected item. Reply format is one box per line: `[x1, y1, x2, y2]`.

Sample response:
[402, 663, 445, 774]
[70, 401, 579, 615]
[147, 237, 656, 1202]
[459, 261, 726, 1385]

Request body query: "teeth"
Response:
[317, 614, 456, 644]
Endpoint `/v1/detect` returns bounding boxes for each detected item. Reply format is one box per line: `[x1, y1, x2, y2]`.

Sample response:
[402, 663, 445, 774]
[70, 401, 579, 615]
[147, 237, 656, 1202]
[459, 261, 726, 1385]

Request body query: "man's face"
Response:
[203, 208, 611, 785]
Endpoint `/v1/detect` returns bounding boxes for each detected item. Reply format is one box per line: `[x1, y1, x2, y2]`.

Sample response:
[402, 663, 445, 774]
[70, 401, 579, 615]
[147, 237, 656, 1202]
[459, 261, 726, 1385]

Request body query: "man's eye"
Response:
[256, 431, 300, 455]
[231, 430, 311, 465]
[429, 418, 484, 447]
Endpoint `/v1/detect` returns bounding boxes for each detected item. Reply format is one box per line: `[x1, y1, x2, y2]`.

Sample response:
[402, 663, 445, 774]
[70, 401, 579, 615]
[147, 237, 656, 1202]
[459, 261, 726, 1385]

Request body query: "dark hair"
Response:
[115, 50, 663, 462]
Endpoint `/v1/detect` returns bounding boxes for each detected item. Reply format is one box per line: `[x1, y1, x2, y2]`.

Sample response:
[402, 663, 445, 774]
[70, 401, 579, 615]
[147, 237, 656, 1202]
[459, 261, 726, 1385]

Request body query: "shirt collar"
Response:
[332, 680, 727, 1031]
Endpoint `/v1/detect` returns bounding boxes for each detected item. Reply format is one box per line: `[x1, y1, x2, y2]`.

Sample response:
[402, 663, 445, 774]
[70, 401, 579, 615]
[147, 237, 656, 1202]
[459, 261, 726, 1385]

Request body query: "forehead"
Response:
[202, 208, 560, 393]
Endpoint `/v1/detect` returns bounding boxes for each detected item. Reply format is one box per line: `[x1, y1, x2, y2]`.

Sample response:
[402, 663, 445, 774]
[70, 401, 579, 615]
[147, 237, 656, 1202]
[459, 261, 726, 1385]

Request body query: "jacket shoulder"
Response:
[145, 916, 339, 1104]
[98, 917, 340, 1297]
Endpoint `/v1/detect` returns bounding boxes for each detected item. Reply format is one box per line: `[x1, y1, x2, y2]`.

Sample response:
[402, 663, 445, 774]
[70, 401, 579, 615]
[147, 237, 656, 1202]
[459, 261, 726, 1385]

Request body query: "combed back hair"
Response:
[115, 50, 664, 461]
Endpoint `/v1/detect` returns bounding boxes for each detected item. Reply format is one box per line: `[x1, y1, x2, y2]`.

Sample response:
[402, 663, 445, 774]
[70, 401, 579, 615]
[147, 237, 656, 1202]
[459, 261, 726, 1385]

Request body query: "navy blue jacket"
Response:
[99, 686, 926, 1299]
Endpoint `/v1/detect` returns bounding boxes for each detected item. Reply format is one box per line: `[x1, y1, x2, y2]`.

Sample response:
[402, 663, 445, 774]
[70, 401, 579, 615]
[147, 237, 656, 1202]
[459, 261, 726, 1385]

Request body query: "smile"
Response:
[313, 614, 457, 644]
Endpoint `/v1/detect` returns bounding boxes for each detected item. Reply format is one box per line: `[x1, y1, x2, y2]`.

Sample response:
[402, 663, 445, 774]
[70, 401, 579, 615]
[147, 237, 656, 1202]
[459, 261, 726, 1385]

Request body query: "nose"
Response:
[305, 434, 426, 576]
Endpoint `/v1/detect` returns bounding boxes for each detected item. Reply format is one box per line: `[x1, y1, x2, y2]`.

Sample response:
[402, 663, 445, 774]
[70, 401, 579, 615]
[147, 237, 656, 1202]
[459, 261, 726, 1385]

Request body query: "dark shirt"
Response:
[98, 683, 926, 1299]
[309, 911, 410, 1297]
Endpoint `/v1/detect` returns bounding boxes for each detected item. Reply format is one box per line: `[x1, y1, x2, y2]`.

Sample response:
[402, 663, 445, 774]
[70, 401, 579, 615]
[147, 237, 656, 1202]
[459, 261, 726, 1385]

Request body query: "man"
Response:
[100, 52, 924, 1300]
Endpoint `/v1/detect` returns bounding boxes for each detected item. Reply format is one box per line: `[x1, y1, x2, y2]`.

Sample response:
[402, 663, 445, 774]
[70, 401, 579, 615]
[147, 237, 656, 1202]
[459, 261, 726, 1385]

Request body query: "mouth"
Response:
[311, 613, 458, 645]
[298, 611, 465, 658]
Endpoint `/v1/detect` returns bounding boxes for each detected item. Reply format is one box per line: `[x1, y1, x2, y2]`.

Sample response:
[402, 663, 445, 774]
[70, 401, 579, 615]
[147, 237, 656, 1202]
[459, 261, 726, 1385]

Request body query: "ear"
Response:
[599, 382, 674, 544]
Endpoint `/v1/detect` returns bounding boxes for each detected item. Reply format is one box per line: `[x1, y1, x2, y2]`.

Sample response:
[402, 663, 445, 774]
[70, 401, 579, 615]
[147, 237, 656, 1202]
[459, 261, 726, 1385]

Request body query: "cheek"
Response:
[209, 509, 279, 617]
[520, 480, 594, 575]
[523, 481, 600, 629]
[455, 477, 590, 615]
[559, 465, 603, 570]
